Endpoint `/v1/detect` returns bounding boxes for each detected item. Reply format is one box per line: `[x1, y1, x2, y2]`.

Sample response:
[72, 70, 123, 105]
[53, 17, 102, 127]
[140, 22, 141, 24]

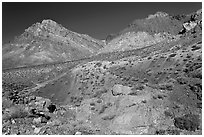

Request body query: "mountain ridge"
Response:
[105, 9, 202, 43]
[100, 9, 202, 53]
[2, 9, 202, 69]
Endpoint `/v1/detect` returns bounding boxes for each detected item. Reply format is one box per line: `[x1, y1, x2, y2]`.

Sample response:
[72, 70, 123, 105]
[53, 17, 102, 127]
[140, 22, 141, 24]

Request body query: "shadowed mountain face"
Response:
[2, 19, 105, 69]
[2, 9, 202, 135]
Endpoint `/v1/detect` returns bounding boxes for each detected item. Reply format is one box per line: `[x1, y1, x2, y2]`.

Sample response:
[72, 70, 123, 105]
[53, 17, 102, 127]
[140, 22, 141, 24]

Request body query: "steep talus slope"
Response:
[2, 19, 105, 69]
[2, 9, 202, 135]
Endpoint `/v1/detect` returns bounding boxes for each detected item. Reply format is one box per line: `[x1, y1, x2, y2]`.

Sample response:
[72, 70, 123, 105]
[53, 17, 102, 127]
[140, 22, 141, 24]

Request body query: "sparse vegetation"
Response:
[2, 9, 202, 135]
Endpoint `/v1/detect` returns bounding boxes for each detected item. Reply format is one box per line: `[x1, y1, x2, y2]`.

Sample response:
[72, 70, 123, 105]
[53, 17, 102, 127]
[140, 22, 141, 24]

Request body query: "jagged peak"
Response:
[147, 11, 169, 19]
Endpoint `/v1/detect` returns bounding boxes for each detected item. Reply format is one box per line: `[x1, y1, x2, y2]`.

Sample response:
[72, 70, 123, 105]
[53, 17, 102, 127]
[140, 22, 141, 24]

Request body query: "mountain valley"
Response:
[2, 9, 202, 135]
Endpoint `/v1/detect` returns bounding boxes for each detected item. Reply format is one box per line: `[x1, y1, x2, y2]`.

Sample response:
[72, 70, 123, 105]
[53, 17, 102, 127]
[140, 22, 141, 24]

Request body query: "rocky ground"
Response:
[2, 9, 202, 135]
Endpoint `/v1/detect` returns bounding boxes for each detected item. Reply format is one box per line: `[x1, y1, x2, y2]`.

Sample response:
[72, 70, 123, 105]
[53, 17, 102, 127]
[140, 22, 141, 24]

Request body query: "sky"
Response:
[2, 2, 202, 43]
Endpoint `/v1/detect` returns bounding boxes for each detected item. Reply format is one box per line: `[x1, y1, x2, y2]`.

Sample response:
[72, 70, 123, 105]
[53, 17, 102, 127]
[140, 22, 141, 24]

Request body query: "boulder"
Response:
[183, 21, 197, 31]
[112, 84, 132, 96]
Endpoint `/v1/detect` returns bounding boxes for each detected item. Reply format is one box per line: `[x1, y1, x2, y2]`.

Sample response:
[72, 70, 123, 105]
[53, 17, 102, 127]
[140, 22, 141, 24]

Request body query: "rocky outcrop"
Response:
[183, 21, 197, 31]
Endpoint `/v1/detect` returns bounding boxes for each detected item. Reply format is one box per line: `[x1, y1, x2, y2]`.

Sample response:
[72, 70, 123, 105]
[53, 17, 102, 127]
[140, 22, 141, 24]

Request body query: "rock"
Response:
[34, 127, 41, 134]
[11, 119, 15, 124]
[41, 116, 50, 123]
[47, 104, 56, 113]
[34, 97, 51, 111]
[33, 117, 41, 124]
[75, 131, 82, 135]
[112, 84, 132, 96]
[183, 21, 197, 31]
[46, 119, 61, 126]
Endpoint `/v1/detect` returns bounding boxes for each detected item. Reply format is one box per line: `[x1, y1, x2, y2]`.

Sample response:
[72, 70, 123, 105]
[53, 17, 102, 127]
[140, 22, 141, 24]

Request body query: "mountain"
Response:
[2, 9, 202, 135]
[100, 9, 202, 53]
[3, 9, 201, 69]
[2, 19, 105, 69]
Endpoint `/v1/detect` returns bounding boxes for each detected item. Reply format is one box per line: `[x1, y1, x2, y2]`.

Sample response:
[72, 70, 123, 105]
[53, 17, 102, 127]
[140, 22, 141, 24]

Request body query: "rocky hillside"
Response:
[2, 19, 105, 69]
[2, 9, 202, 135]
[101, 9, 202, 53]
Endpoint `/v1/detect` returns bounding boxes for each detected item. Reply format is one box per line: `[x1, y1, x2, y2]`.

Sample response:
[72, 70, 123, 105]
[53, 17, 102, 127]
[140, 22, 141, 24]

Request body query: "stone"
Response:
[47, 119, 61, 126]
[112, 84, 132, 95]
[34, 127, 41, 134]
[47, 104, 56, 113]
[75, 131, 82, 135]
[41, 116, 50, 123]
[183, 22, 197, 31]
[33, 117, 41, 124]
[11, 119, 15, 124]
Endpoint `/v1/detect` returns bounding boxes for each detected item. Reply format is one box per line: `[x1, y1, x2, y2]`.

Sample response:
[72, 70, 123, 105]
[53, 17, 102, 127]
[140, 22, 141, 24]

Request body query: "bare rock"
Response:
[33, 117, 42, 124]
[75, 131, 82, 135]
[183, 21, 197, 31]
[112, 84, 132, 96]
[34, 127, 41, 134]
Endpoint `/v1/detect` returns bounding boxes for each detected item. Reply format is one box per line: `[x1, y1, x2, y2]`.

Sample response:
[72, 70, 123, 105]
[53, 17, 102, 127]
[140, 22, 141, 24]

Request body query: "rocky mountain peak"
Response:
[3, 19, 105, 69]
[24, 19, 66, 37]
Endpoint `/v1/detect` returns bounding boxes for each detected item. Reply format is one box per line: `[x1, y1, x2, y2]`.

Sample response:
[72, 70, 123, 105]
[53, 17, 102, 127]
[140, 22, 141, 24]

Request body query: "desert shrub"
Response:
[191, 45, 201, 51]
[92, 88, 107, 98]
[169, 53, 177, 57]
[174, 114, 200, 131]
[159, 83, 174, 91]
[176, 77, 188, 85]
[4, 106, 28, 120]
[165, 129, 180, 135]
[155, 129, 165, 135]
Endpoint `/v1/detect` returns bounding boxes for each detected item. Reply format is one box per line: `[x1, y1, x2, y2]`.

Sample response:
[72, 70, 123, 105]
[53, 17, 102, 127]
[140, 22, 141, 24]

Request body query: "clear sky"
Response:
[2, 2, 201, 43]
